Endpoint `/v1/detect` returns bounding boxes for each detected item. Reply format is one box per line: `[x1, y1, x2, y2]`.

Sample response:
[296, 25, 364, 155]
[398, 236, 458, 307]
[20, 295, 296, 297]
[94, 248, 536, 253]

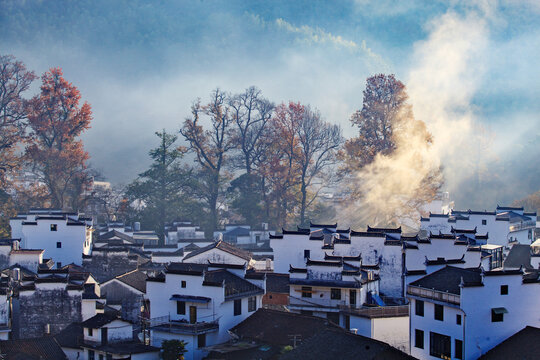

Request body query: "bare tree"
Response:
[0, 55, 36, 187]
[228, 86, 274, 174]
[296, 107, 343, 225]
[180, 89, 235, 234]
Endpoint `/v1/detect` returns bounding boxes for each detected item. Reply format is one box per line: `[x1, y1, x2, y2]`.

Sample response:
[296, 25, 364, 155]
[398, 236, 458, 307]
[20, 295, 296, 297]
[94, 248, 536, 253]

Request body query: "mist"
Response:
[1, 0, 539, 214]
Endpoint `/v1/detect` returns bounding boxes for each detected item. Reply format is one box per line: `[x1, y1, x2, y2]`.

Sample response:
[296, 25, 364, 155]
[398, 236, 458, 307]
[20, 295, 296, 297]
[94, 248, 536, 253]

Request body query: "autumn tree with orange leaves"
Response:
[25, 68, 92, 210]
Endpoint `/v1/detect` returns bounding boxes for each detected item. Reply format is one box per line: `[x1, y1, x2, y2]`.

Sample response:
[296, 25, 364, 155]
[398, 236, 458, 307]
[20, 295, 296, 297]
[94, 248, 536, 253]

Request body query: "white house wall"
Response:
[461, 275, 540, 359]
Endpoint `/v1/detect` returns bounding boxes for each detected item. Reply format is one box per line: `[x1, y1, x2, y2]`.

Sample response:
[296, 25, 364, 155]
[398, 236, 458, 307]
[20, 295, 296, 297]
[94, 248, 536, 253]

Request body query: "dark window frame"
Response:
[500, 285, 508, 295]
[415, 299, 424, 317]
[181, 280, 186, 288]
[414, 329, 424, 349]
[50, 224, 57, 231]
[197, 333, 206, 348]
[234, 299, 242, 316]
[482, 219, 487, 225]
[455, 339, 463, 359]
[301, 286, 312, 298]
[491, 309, 504, 322]
[434, 304, 444, 321]
[429, 331, 451, 359]
[56, 242, 62, 248]
[330, 288, 341, 300]
[456, 314, 462, 325]
[248, 296, 256, 312]
[177, 301, 186, 315]
[88, 328, 93, 336]
[304, 249, 310, 259]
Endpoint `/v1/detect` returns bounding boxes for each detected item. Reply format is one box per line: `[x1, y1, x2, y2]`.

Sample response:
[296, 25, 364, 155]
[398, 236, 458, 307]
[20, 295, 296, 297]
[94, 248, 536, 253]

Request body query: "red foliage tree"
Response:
[25, 68, 92, 209]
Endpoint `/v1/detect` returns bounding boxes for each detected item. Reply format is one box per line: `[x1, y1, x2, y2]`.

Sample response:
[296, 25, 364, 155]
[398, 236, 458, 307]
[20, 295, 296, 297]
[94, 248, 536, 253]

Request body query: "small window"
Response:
[482, 219, 487, 225]
[415, 300, 424, 317]
[248, 296, 256, 312]
[56, 262, 62, 269]
[177, 301, 186, 315]
[88, 328, 93, 336]
[434, 304, 444, 321]
[304, 249, 310, 259]
[234, 299, 242, 316]
[500, 285, 508, 295]
[181, 280, 186, 288]
[301, 286, 312, 298]
[455, 339, 463, 359]
[491, 308, 505, 322]
[414, 329, 424, 349]
[50, 224, 57, 231]
[56, 242, 62, 248]
[456, 314, 462, 325]
[330, 288, 341, 300]
[197, 333, 206, 348]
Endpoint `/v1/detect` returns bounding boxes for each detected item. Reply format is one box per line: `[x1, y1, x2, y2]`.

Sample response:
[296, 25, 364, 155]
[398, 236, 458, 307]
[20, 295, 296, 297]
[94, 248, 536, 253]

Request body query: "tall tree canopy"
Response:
[25, 67, 92, 209]
[127, 130, 194, 244]
[340, 74, 443, 226]
[341, 74, 412, 173]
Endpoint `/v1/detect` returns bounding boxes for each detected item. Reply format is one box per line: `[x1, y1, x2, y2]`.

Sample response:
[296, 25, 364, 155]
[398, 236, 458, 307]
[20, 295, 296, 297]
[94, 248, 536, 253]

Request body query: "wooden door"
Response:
[189, 306, 197, 324]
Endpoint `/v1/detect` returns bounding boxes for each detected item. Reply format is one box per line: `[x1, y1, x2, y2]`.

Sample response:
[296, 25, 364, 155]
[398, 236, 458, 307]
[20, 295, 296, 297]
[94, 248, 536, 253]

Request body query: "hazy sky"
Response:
[2, 0, 539, 209]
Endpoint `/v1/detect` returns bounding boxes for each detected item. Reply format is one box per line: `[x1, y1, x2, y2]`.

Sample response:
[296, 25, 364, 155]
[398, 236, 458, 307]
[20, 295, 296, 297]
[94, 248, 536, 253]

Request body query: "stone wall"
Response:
[18, 288, 82, 339]
[82, 250, 142, 282]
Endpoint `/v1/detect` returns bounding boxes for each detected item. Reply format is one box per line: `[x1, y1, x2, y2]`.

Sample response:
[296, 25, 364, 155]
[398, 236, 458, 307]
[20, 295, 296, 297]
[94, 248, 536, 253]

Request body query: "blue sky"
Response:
[2, 0, 539, 208]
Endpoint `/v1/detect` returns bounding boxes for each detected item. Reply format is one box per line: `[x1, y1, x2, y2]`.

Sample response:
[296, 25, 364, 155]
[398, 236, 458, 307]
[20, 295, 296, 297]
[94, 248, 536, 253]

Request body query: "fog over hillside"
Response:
[2, 0, 539, 210]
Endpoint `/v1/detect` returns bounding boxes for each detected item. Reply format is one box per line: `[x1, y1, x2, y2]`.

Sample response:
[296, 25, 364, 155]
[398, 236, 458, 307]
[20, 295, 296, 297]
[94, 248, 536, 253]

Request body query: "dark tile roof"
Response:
[81, 341, 159, 355]
[503, 244, 533, 270]
[367, 225, 402, 233]
[479, 326, 540, 360]
[269, 233, 283, 239]
[54, 322, 82, 349]
[223, 227, 251, 237]
[182, 240, 251, 262]
[115, 268, 147, 292]
[203, 269, 264, 300]
[81, 313, 123, 328]
[230, 308, 342, 346]
[309, 222, 338, 228]
[350, 230, 385, 238]
[282, 228, 310, 235]
[281, 328, 415, 360]
[98, 230, 134, 242]
[183, 243, 201, 251]
[0, 337, 68, 360]
[265, 273, 289, 293]
[409, 266, 483, 295]
[289, 278, 362, 289]
[166, 262, 207, 276]
[425, 256, 465, 266]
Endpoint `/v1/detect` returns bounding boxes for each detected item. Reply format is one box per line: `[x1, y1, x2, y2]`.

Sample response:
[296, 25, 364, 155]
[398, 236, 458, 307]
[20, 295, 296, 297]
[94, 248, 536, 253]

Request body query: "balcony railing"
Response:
[289, 295, 351, 310]
[407, 285, 460, 305]
[339, 305, 409, 318]
[148, 315, 219, 335]
[509, 221, 536, 232]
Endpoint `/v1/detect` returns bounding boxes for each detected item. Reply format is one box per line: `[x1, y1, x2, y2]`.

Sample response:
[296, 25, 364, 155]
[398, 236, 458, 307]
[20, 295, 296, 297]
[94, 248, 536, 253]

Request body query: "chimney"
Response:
[44, 323, 51, 334]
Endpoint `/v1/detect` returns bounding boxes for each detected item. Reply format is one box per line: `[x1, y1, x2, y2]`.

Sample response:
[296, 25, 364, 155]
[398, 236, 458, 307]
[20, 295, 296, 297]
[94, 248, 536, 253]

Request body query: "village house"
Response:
[100, 268, 148, 335]
[420, 206, 537, 247]
[165, 221, 205, 244]
[204, 308, 413, 360]
[213, 223, 272, 245]
[181, 239, 254, 266]
[10, 209, 93, 267]
[12, 266, 101, 339]
[79, 313, 159, 360]
[146, 262, 265, 360]
[407, 265, 540, 359]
